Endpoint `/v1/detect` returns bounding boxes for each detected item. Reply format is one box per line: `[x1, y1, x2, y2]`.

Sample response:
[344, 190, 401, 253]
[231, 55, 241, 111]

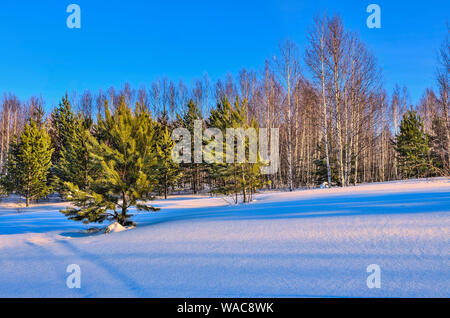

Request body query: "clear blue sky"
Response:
[0, 0, 448, 109]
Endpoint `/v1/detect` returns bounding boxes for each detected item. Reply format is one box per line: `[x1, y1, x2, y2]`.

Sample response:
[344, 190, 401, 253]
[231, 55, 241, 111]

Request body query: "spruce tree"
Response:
[61, 97, 160, 226]
[0, 175, 6, 201]
[313, 138, 339, 186]
[429, 116, 449, 175]
[54, 114, 93, 193]
[3, 119, 53, 206]
[395, 110, 432, 178]
[50, 95, 79, 189]
[29, 99, 45, 128]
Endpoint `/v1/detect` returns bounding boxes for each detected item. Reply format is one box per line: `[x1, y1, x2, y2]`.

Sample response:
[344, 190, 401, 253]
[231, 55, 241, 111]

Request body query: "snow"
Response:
[0, 178, 449, 297]
[105, 222, 128, 234]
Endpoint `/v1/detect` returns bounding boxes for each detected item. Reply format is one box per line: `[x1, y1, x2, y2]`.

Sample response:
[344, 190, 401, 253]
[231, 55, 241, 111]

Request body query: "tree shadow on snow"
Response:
[135, 190, 450, 228]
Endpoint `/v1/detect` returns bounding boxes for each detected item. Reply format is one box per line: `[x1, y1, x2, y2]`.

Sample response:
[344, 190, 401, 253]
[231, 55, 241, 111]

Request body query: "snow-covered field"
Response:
[0, 178, 449, 297]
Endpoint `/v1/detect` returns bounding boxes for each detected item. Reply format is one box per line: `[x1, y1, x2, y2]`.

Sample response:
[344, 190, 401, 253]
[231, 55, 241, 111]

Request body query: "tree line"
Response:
[0, 13, 448, 225]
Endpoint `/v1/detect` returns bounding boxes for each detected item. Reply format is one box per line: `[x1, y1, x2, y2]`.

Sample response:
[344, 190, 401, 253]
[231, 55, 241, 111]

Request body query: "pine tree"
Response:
[245, 119, 265, 202]
[154, 124, 181, 199]
[177, 99, 203, 193]
[61, 96, 160, 226]
[207, 96, 264, 203]
[208, 97, 239, 201]
[2, 119, 53, 206]
[395, 110, 432, 178]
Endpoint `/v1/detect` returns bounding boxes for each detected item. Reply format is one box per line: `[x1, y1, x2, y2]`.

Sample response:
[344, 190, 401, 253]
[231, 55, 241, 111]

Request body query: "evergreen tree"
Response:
[61, 96, 160, 226]
[154, 125, 181, 199]
[0, 174, 6, 201]
[207, 96, 264, 203]
[313, 138, 339, 186]
[429, 116, 449, 175]
[2, 119, 53, 206]
[395, 110, 433, 178]
[50, 95, 79, 189]
[55, 114, 94, 193]
[29, 98, 45, 128]
[208, 97, 239, 201]
[177, 99, 203, 193]
[245, 119, 265, 202]
[50, 95, 76, 158]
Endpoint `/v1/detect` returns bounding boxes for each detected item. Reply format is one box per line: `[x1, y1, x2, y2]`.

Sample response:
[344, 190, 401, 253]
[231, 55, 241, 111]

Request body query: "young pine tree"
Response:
[177, 99, 203, 194]
[208, 97, 238, 201]
[3, 119, 53, 206]
[395, 110, 433, 178]
[154, 125, 181, 199]
[207, 96, 264, 203]
[61, 97, 160, 226]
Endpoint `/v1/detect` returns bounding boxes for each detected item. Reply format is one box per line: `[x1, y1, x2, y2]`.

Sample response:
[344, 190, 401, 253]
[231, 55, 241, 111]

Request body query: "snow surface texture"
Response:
[0, 178, 449, 297]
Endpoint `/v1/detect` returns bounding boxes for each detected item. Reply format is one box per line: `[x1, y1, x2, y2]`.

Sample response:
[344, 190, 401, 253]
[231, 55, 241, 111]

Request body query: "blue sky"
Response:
[0, 0, 448, 109]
